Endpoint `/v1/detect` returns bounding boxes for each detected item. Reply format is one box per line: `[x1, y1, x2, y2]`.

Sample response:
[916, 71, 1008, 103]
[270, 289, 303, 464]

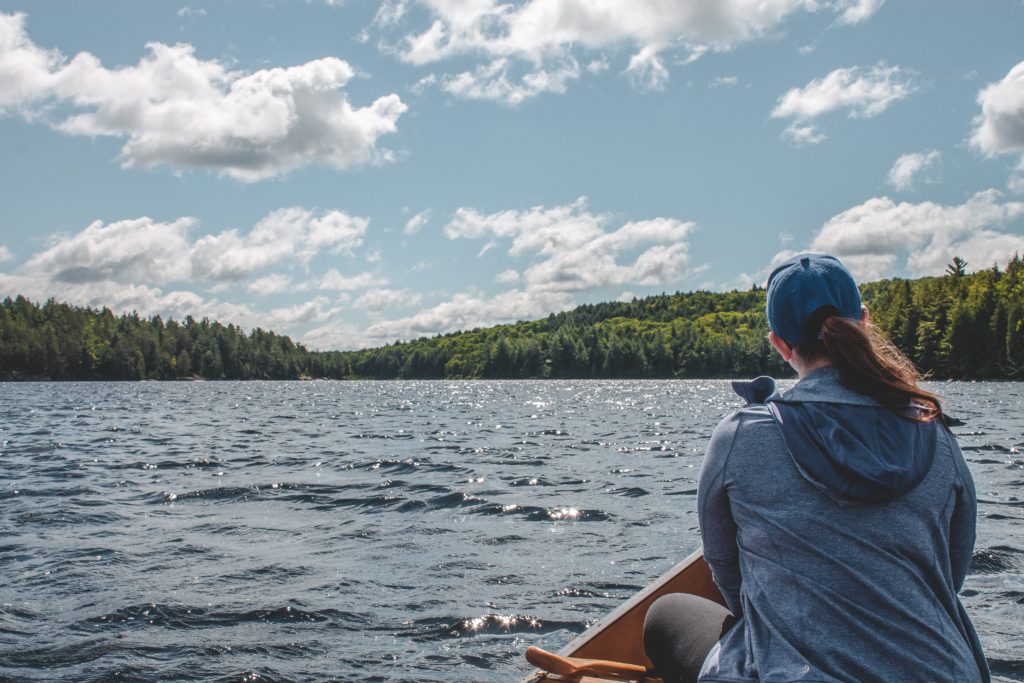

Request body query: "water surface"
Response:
[1, 380, 1021, 681]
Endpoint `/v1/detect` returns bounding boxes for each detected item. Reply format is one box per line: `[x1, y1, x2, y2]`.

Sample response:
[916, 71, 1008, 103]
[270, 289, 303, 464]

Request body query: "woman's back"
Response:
[697, 368, 987, 682]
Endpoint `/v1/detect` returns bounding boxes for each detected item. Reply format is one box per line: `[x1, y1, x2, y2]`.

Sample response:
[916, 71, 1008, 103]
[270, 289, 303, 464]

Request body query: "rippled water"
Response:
[1, 380, 1021, 682]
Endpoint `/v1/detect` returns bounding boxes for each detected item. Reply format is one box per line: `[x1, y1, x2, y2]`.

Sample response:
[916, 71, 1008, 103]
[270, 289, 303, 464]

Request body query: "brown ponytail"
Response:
[795, 312, 942, 420]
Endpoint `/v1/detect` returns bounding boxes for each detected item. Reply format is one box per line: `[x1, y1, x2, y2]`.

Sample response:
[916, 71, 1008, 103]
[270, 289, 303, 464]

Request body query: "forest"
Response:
[2, 255, 1023, 381]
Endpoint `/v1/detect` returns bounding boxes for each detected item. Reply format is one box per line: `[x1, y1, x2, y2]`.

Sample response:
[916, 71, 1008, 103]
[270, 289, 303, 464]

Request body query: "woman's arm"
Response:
[947, 435, 978, 592]
[697, 413, 743, 615]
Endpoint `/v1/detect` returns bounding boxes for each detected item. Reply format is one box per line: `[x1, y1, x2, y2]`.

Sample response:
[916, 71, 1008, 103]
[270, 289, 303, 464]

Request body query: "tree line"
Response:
[0, 299, 310, 381]
[2, 255, 1023, 381]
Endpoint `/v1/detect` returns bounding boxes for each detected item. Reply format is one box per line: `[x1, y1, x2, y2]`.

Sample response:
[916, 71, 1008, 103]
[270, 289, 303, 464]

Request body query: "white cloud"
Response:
[710, 76, 739, 88]
[442, 57, 580, 106]
[522, 240, 690, 292]
[318, 269, 388, 291]
[887, 150, 940, 191]
[411, 72, 438, 95]
[972, 60, 1024, 172]
[394, 0, 820, 65]
[305, 211, 370, 255]
[0, 13, 62, 112]
[190, 208, 368, 280]
[0, 245, 13, 262]
[446, 196, 599, 252]
[246, 273, 294, 295]
[445, 198, 695, 293]
[9, 206, 372, 306]
[833, 0, 885, 25]
[772, 63, 915, 144]
[404, 209, 431, 235]
[495, 268, 519, 283]
[21, 217, 194, 284]
[190, 231, 276, 281]
[774, 64, 914, 118]
[785, 190, 1024, 280]
[781, 123, 826, 146]
[177, 7, 207, 18]
[625, 46, 669, 92]
[0, 13, 405, 181]
[266, 296, 342, 327]
[360, 288, 572, 345]
[377, 0, 858, 102]
[372, 0, 409, 28]
[354, 287, 421, 311]
[301, 320, 364, 351]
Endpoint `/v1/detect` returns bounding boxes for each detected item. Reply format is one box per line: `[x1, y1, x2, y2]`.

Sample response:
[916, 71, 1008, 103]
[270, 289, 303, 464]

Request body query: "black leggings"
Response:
[643, 593, 737, 683]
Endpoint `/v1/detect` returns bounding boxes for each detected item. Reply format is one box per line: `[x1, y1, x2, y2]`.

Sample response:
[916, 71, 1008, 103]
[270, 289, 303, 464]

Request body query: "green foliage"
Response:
[3, 254, 1024, 380]
[945, 256, 968, 277]
[860, 253, 1024, 379]
[0, 296, 323, 381]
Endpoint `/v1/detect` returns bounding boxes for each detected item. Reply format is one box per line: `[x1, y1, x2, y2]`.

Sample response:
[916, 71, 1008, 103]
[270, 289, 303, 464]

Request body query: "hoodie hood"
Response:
[732, 369, 938, 503]
[769, 400, 937, 503]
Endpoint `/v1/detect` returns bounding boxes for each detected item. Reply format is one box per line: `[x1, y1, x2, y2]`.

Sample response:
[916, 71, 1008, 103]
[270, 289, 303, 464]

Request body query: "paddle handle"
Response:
[526, 645, 648, 680]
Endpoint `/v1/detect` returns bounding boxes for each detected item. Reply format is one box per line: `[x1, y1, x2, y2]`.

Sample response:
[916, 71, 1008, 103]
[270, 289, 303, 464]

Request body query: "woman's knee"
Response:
[644, 593, 693, 646]
[643, 593, 735, 683]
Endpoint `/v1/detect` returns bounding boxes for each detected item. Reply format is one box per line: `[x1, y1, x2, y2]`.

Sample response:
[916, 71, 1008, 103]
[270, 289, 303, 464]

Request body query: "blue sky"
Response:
[1, 1, 1023, 350]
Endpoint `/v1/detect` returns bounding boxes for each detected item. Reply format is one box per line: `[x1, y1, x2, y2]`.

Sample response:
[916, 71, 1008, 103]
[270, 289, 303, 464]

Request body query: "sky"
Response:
[0, 1, 1023, 350]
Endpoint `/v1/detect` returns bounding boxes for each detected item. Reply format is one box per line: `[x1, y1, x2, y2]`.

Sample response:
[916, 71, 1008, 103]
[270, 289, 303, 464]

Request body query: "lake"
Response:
[1, 380, 1022, 682]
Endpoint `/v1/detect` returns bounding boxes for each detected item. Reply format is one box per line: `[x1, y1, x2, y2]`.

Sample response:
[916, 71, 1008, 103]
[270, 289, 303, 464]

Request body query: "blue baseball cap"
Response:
[766, 253, 862, 346]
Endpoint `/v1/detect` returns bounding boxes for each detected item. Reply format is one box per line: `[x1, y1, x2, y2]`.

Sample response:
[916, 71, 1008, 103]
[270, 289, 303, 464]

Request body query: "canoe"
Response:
[523, 549, 724, 683]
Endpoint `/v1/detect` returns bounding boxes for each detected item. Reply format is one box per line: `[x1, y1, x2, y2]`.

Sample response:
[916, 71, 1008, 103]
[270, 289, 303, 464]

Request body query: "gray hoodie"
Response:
[697, 367, 988, 682]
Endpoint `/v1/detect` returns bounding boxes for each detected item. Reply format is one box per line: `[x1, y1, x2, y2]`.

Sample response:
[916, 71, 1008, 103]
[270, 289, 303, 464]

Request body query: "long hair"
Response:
[795, 307, 942, 420]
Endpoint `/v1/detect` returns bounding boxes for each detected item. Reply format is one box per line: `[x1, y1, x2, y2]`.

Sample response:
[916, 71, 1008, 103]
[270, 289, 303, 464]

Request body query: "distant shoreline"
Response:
[4, 258, 1024, 382]
[4, 375, 1022, 383]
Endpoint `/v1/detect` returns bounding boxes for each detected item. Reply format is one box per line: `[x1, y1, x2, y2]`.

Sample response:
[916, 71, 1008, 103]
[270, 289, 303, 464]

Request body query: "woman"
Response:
[644, 253, 989, 682]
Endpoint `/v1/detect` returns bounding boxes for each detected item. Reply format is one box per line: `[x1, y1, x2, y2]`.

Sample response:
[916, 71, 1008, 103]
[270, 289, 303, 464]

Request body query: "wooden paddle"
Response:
[525, 645, 649, 681]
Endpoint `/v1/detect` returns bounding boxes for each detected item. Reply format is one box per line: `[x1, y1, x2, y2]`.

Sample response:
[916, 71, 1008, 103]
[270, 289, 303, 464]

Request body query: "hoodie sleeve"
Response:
[947, 434, 978, 592]
[698, 412, 742, 615]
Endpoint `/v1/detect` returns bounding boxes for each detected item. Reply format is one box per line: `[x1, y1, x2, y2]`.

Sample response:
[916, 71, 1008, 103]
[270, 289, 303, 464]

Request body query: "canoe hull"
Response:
[524, 549, 723, 682]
